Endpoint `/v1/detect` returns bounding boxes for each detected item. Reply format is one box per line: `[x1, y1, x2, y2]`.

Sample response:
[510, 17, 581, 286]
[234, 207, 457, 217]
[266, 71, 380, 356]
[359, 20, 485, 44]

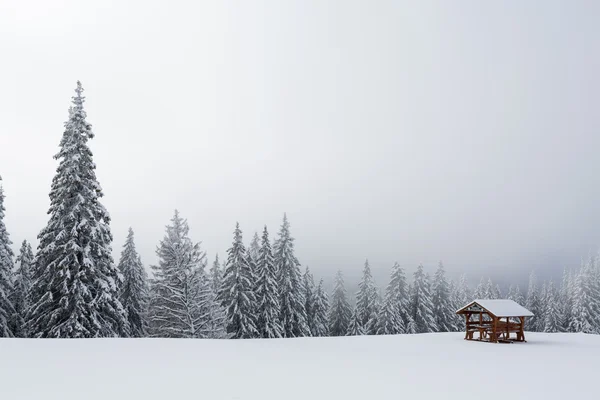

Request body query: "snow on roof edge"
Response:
[455, 299, 534, 317]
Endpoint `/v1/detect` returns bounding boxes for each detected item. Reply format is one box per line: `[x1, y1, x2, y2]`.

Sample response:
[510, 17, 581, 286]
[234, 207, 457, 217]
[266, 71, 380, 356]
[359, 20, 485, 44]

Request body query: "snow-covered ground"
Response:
[1, 332, 598, 399]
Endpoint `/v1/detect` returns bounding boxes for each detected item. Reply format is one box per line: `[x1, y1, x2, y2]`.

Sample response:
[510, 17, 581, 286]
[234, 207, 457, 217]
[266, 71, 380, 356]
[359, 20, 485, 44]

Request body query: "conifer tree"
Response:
[274, 214, 310, 337]
[149, 211, 223, 338]
[249, 232, 260, 265]
[484, 278, 495, 299]
[493, 284, 502, 299]
[355, 259, 379, 334]
[303, 266, 316, 334]
[508, 284, 525, 306]
[10, 240, 34, 337]
[209, 254, 223, 296]
[526, 271, 542, 332]
[218, 222, 258, 338]
[543, 280, 561, 333]
[384, 262, 411, 332]
[328, 270, 351, 336]
[560, 269, 574, 331]
[117, 228, 148, 337]
[346, 307, 365, 336]
[376, 282, 405, 335]
[247, 231, 260, 309]
[473, 277, 486, 299]
[254, 226, 283, 338]
[431, 262, 457, 332]
[0, 178, 15, 337]
[454, 274, 470, 330]
[312, 279, 329, 337]
[538, 282, 549, 328]
[27, 83, 128, 338]
[569, 261, 600, 334]
[410, 264, 437, 333]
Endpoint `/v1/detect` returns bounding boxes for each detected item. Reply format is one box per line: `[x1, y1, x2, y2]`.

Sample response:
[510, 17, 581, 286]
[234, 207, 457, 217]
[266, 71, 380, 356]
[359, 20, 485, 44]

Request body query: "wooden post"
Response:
[479, 312, 483, 340]
[519, 316, 526, 342]
[506, 317, 509, 340]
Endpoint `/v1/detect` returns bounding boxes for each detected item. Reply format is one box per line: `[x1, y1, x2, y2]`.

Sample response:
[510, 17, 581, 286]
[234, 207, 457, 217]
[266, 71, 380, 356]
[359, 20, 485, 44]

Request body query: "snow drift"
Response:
[1, 332, 597, 399]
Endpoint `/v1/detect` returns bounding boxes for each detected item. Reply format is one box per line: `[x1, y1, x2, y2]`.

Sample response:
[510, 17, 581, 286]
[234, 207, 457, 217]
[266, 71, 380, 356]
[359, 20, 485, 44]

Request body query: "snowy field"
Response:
[1, 332, 598, 400]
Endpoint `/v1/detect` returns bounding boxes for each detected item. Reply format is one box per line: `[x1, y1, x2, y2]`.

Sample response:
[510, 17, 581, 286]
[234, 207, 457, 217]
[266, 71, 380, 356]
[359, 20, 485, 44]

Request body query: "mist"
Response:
[1, 0, 599, 289]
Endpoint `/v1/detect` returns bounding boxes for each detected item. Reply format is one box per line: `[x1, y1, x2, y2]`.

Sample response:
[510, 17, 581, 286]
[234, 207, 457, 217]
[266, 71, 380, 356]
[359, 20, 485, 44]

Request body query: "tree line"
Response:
[0, 82, 599, 338]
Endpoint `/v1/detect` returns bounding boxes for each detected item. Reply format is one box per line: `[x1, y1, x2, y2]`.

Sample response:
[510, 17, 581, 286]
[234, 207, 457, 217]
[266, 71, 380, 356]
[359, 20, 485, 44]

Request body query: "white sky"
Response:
[1, 0, 599, 287]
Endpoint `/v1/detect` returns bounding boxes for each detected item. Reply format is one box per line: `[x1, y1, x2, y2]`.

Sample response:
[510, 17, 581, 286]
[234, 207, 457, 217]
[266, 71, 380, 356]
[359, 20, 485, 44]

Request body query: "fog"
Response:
[1, 1, 599, 288]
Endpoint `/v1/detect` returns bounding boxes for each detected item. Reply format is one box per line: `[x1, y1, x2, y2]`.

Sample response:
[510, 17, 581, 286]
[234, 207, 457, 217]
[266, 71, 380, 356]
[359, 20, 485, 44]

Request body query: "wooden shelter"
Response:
[456, 299, 534, 343]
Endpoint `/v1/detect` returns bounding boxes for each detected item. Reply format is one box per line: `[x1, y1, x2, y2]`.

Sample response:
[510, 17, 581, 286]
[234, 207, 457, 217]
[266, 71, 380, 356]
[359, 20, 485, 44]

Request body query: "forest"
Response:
[0, 82, 598, 339]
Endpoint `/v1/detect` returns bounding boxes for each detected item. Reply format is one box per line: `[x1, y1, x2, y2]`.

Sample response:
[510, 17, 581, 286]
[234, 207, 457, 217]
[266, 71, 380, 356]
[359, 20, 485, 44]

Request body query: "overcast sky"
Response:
[1, 1, 599, 288]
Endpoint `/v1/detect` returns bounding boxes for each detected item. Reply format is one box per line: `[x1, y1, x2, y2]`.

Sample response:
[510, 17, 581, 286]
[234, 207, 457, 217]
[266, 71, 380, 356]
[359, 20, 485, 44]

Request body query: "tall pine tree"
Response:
[376, 277, 405, 335]
[254, 226, 283, 338]
[117, 228, 148, 337]
[149, 211, 223, 338]
[312, 279, 329, 337]
[410, 265, 437, 333]
[355, 259, 379, 334]
[569, 261, 600, 333]
[431, 262, 457, 332]
[0, 178, 15, 337]
[543, 280, 561, 333]
[328, 270, 351, 336]
[387, 262, 413, 329]
[209, 254, 223, 296]
[526, 271, 542, 332]
[27, 83, 128, 338]
[218, 222, 258, 338]
[346, 307, 365, 336]
[274, 214, 309, 337]
[303, 266, 317, 335]
[10, 240, 34, 337]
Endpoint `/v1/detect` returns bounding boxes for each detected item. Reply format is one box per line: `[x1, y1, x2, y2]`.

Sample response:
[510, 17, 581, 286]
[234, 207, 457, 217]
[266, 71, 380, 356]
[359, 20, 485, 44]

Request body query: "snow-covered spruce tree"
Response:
[376, 281, 405, 335]
[431, 262, 457, 332]
[247, 231, 260, 307]
[10, 240, 34, 337]
[449, 279, 461, 329]
[209, 253, 223, 296]
[312, 279, 329, 337]
[453, 274, 470, 330]
[569, 261, 600, 334]
[387, 262, 412, 329]
[538, 282, 549, 329]
[525, 271, 542, 332]
[149, 211, 224, 338]
[0, 178, 15, 337]
[27, 83, 128, 338]
[346, 307, 365, 336]
[249, 232, 260, 266]
[473, 277, 486, 299]
[117, 228, 148, 337]
[328, 270, 352, 336]
[218, 222, 258, 339]
[303, 266, 316, 334]
[543, 280, 561, 333]
[274, 214, 310, 337]
[560, 268, 574, 331]
[355, 259, 379, 334]
[410, 265, 437, 333]
[484, 278, 495, 299]
[493, 284, 502, 299]
[513, 284, 525, 306]
[254, 226, 283, 338]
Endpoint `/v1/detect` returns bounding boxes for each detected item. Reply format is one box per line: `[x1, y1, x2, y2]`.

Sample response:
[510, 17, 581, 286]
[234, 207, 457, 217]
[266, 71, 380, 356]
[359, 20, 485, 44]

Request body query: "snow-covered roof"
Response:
[456, 299, 534, 317]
